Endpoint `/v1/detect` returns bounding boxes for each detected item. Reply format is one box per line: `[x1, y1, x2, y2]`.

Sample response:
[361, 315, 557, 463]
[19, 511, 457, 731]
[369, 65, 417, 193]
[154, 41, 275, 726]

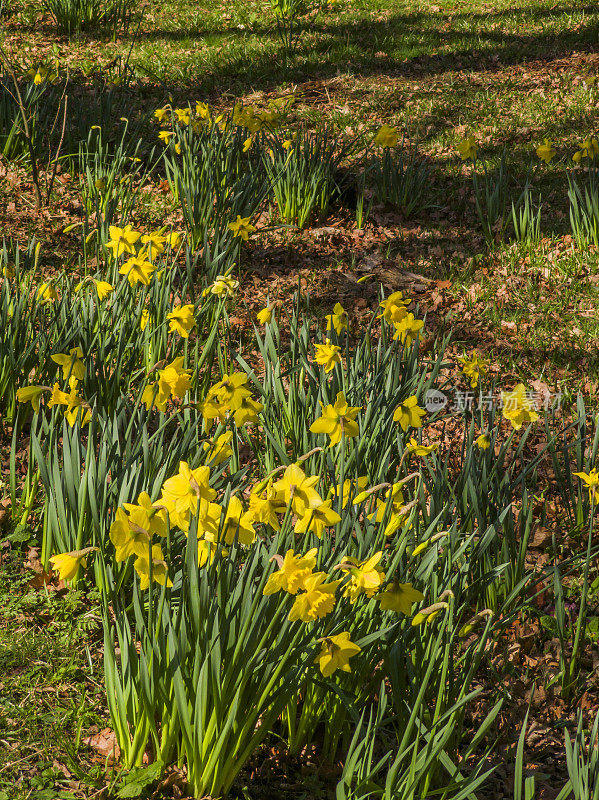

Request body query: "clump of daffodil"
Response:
[457, 136, 477, 161]
[374, 124, 398, 148]
[313, 339, 341, 373]
[573, 468, 599, 504]
[310, 391, 360, 446]
[393, 395, 426, 432]
[228, 215, 256, 241]
[315, 632, 361, 677]
[536, 139, 556, 163]
[325, 302, 348, 335]
[167, 304, 196, 338]
[458, 350, 489, 388]
[233, 103, 281, 134]
[500, 383, 539, 430]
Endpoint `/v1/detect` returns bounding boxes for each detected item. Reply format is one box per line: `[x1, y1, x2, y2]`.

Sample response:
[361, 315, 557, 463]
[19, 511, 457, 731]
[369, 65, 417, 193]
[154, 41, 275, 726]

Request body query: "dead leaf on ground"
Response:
[82, 728, 121, 763]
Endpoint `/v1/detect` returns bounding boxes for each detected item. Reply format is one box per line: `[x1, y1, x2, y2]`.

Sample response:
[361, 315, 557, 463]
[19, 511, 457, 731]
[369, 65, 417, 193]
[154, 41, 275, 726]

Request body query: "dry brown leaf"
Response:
[82, 728, 120, 763]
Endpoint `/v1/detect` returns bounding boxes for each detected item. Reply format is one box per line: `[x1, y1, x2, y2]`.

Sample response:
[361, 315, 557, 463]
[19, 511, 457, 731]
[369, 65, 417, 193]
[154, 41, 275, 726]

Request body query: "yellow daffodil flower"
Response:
[536, 138, 556, 163]
[573, 468, 599, 504]
[288, 572, 341, 622]
[325, 302, 348, 335]
[159, 461, 216, 518]
[263, 548, 318, 595]
[313, 339, 341, 373]
[141, 231, 166, 258]
[16, 385, 47, 412]
[378, 291, 411, 323]
[248, 482, 286, 529]
[49, 549, 92, 581]
[110, 507, 152, 561]
[406, 437, 438, 456]
[51, 347, 85, 381]
[392, 313, 424, 346]
[174, 108, 190, 125]
[232, 395, 264, 427]
[339, 551, 385, 602]
[273, 463, 323, 518]
[119, 253, 155, 286]
[457, 136, 477, 160]
[374, 124, 399, 148]
[140, 309, 151, 331]
[294, 499, 341, 538]
[379, 581, 424, 614]
[228, 215, 257, 241]
[207, 275, 239, 297]
[203, 432, 233, 465]
[154, 107, 170, 123]
[310, 391, 360, 445]
[393, 395, 426, 432]
[134, 544, 172, 590]
[221, 495, 256, 546]
[458, 350, 489, 388]
[315, 632, 361, 677]
[158, 130, 174, 145]
[37, 283, 59, 303]
[167, 304, 196, 338]
[106, 224, 140, 258]
[333, 476, 368, 508]
[166, 230, 183, 249]
[573, 137, 599, 163]
[257, 304, 274, 325]
[476, 432, 491, 450]
[93, 279, 113, 299]
[500, 383, 539, 430]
